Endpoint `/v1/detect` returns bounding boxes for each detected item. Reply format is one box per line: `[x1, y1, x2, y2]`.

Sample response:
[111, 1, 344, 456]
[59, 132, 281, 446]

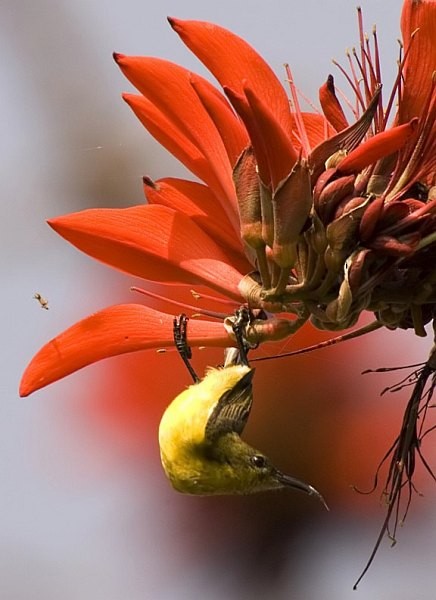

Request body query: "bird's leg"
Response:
[231, 307, 252, 367]
[173, 314, 199, 383]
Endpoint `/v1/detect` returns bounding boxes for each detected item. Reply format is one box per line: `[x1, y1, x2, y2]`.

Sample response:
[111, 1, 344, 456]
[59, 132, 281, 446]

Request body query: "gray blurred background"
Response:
[3, 0, 436, 598]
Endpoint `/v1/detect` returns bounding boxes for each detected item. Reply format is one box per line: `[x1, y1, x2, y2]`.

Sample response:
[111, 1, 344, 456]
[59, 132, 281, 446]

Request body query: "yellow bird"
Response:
[158, 312, 327, 506]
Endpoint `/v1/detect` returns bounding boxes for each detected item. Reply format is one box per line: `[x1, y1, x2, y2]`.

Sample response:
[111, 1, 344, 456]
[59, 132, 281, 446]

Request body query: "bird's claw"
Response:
[173, 314, 199, 383]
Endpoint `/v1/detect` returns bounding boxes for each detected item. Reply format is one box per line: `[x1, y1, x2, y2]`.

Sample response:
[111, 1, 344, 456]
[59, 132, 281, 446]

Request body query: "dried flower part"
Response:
[353, 345, 436, 589]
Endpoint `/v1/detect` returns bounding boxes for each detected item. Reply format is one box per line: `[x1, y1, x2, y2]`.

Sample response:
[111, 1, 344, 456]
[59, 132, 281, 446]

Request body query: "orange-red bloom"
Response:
[21, 1, 436, 397]
[20, 305, 230, 396]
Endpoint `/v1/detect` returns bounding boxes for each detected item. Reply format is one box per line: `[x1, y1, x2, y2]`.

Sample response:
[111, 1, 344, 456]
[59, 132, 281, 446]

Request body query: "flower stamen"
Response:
[333, 54, 364, 117]
[130, 286, 231, 320]
[284, 64, 312, 156]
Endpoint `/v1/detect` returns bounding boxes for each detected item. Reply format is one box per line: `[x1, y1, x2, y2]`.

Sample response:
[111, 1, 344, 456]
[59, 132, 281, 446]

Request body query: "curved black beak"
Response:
[275, 470, 329, 510]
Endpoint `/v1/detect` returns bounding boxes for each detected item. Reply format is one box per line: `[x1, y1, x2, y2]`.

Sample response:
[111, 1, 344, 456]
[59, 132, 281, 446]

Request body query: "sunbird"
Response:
[159, 310, 327, 507]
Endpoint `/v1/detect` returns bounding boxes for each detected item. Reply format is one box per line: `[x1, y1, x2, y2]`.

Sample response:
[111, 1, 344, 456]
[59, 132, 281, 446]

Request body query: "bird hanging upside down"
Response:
[159, 308, 327, 508]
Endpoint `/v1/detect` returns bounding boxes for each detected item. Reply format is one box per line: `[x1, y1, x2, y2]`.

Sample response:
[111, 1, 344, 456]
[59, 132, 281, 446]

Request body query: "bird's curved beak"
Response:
[275, 470, 329, 510]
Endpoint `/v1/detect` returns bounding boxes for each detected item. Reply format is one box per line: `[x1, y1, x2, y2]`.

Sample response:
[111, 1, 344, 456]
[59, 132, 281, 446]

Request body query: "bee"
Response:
[33, 293, 49, 310]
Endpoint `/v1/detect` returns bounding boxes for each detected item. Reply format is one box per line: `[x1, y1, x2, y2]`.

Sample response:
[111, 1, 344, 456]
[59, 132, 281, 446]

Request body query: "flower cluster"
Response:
[20, 0, 435, 397]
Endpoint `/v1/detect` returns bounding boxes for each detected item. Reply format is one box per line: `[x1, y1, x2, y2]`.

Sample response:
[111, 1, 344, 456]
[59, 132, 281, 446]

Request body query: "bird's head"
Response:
[207, 435, 328, 507]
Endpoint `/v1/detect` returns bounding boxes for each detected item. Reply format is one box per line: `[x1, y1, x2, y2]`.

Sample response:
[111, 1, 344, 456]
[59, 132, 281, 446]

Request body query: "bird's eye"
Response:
[251, 455, 266, 468]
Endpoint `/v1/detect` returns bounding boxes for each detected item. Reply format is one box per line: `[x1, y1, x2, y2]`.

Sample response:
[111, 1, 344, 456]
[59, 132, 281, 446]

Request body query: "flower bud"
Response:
[324, 197, 369, 271]
[305, 211, 328, 255]
[359, 196, 384, 242]
[317, 174, 356, 223]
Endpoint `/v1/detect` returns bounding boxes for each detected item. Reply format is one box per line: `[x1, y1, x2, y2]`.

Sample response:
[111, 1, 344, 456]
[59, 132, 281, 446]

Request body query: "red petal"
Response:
[319, 75, 349, 132]
[122, 94, 209, 189]
[294, 112, 334, 150]
[400, 0, 436, 123]
[224, 84, 299, 190]
[143, 176, 250, 264]
[244, 84, 298, 189]
[115, 55, 238, 223]
[189, 74, 249, 166]
[224, 85, 270, 185]
[48, 204, 244, 300]
[168, 18, 293, 137]
[19, 304, 232, 396]
[337, 119, 419, 174]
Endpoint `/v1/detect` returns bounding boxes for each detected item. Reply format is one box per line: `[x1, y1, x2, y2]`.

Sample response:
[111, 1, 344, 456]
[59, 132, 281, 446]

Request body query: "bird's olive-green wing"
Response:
[205, 369, 255, 441]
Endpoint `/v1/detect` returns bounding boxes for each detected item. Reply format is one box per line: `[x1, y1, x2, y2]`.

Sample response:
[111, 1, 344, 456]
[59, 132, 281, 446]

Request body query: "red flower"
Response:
[20, 1, 436, 397]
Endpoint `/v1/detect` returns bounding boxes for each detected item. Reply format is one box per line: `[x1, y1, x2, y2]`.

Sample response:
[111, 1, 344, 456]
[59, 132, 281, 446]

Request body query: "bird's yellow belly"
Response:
[160, 447, 223, 495]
